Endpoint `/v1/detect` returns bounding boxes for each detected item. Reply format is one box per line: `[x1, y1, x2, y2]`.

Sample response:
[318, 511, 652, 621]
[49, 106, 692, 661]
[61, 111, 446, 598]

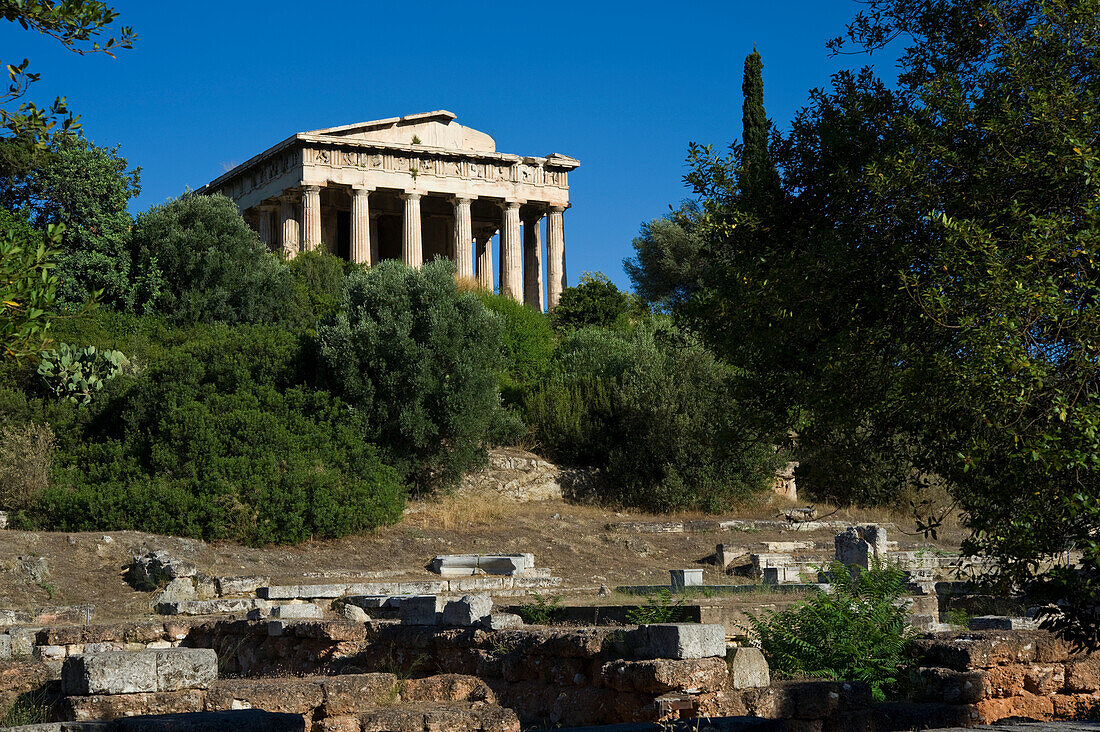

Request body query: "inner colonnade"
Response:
[247, 187, 566, 309]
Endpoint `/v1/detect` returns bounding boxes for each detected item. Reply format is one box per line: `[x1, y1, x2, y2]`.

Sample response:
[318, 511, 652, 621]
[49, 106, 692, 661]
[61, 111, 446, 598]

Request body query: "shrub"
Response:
[747, 561, 914, 701]
[515, 592, 563, 625]
[0, 208, 59, 361]
[318, 259, 520, 491]
[24, 324, 407, 545]
[527, 322, 780, 511]
[550, 271, 629, 331]
[287, 249, 354, 323]
[130, 193, 297, 325]
[37, 343, 132, 405]
[0, 421, 55, 511]
[476, 292, 554, 407]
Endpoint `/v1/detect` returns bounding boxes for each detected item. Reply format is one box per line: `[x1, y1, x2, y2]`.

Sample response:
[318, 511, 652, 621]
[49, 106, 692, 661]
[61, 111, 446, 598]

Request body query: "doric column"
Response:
[301, 185, 322, 252]
[499, 201, 522, 302]
[369, 215, 380, 266]
[350, 186, 372, 266]
[523, 210, 545, 310]
[279, 195, 299, 258]
[256, 204, 276, 250]
[400, 192, 423, 268]
[546, 205, 566, 309]
[452, 197, 474, 279]
[476, 227, 496, 291]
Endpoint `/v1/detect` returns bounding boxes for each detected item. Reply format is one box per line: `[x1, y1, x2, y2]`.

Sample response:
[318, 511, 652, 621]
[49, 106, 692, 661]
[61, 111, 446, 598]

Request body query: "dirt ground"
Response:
[0, 488, 966, 623]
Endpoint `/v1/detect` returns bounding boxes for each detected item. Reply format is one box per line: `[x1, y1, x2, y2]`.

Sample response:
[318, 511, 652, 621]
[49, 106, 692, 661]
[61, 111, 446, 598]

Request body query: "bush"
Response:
[0, 421, 55, 511]
[748, 561, 914, 701]
[476, 291, 554, 407]
[527, 322, 780, 511]
[287, 249, 354, 324]
[130, 193, 297, 325]
[550, 271, 629, 332]
[0, 207, 59, 361]
[22, 323, 406, 545]
[37, 343, 132, 405]
[318, 259, 520, 491]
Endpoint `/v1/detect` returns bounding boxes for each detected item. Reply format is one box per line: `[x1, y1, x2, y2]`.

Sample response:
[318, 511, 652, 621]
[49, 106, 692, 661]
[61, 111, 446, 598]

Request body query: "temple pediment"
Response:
[307, 110, 497, 153]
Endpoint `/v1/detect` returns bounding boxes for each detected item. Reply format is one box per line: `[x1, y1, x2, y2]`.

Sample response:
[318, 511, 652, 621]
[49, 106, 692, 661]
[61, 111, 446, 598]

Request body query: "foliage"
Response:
[0, 135, 149, 308]
[748, 561, 913, 701]
[626, 589, 689, 624]
[527, 322, 781, 512]
[0, 421, 54, 511]
[515, 592, 563, 625]
[739, 46, 780, 207]
[477, 291, 555, 406]
[550, 271, 629, 332]
[20, 323, 407, 545]
[287, 249, 353, 324]
[0, 207, 59, 360]
[130, 193, 297, 325]
[622, 206, 708, 312]
[1, 1, 134, 149]
[318, 259, 519, 491]
[37, 342, 130, 405]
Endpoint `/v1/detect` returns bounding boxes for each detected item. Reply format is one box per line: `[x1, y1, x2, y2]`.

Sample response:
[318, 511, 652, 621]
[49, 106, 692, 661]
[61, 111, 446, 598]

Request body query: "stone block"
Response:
[762, 566, 804, 584]
[270, 604, 324, 620]
[669, 569, 703, 590]
[1065, 656, 1100, 692]
[129, 550, 198, 591]
[34, 605, 95, 626]
[11, 626, 40, 657]
[257, 585, 300, 600]
[155, 578, 196, 606]
[447, 576, 506, 592]
[63, 689, 206, 721]
[428, 554, 532, 576]
[637, 624, 725, 660]
[910, 667, 989, 704]
[442, 595, 492, 627]
[968, 615, 1038, 631]
[0, 633, 10, 661]
[215, 576, 269, 597]
[728, 647, 770, 688]
[62, 652, 158, 695]
[112, 710, 306, 732]
[320, 673, 399, 715]
[482, 613, 524, 630]
[399, 595, 445, 625]
[764, 541, 814, 552]
[205, 677, 324, 715]
[715, 544, 748, 569]
[835, 528, 870, 570]
[290, 584, 348, 599]
[339, 604, 369, 622]
[154, 649, 217, 692]
[601, 658, 727, 693]
[159, 599, 268, 616]
[0, 609, 33, 627]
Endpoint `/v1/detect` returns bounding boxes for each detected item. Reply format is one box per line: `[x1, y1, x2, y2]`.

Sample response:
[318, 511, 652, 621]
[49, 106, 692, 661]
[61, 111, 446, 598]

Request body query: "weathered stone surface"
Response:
[400, 595, 445, 626]
[153, 649, 216, 692]
[320, 673, 398, 715]
[157, 599, 268, 616]
[270, 604, 323, 620]
[600, 658, 727, 693]
[669, 569, 703, 590]
[975, 693, 1055, 723]
[214, 576, 269, 597]
[715, 544, 748, 570]
[112, 710, 306, 731]
[910, 630, 1046, 670]
[910, 667, 990, 704]
[205, 677, 324, 715]
[483, 613, 523, 630]
[728, 647, 770, 689]
[1065, 656, 1100, 692]
[63, 652, 158, 695]
[34, 605, 95, 626]
[355, 702, 520, 732]
[428, 554, 533, 577]
[0, 634, 10, 661]
[155, 579, 197, 607]
[442, 595, 492, 627]
[63, 689, 206, 721]
[339, 604, 370, 623]
[129, 551, 198, 591]
[635, 624, 725, 660]
[401, 674, 496, 703]
[968, 615, 1039, 631]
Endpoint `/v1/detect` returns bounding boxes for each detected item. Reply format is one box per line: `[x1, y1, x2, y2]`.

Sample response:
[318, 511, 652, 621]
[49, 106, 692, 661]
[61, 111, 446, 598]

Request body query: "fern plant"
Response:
[747, 560, 914, 701]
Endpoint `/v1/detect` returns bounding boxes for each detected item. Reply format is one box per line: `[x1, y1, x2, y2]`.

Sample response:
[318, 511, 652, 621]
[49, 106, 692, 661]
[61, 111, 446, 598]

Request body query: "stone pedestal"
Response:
[500, 202, 522, 302]
[546, 206, 566, 308]
[301, 185, 322, 252]
[453, 197, 473, 279]
[400, 192, 423, 268]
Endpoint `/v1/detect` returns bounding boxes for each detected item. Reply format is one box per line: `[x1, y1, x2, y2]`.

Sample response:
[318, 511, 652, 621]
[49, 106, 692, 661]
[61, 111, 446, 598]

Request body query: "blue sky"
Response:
[2, 1, 899, 291]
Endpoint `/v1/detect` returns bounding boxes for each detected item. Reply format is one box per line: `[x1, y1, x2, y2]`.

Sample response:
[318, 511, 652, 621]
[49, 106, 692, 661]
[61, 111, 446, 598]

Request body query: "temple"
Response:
[198, 110, 579, 309]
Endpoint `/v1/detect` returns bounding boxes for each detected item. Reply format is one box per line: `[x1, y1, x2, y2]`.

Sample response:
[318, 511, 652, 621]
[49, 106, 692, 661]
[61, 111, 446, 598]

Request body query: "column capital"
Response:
[522, 208, 546, 224]
[301, 184, 322, 194]
[399, 191, 421, 201]
[501, 199, 523, 211]
[452, 195, 474, 206]
[350, 185, 373, 196]
[549, 205, 566, 214]
[257, 202, 278, 212]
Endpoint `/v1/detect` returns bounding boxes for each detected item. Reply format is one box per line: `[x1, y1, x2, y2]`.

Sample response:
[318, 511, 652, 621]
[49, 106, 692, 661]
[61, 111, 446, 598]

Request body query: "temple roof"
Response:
[306, 110, 497, 153]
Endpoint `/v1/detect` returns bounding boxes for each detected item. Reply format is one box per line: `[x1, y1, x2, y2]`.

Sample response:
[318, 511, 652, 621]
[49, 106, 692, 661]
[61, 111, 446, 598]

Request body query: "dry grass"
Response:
[454, 274, 488, 294]
[405, 490, 517, 530]
[0, 422, 56, 511]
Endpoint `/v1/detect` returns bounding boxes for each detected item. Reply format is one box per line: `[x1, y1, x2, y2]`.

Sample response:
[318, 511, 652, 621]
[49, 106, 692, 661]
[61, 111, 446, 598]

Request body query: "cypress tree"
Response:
[740, 46, 779, 203]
